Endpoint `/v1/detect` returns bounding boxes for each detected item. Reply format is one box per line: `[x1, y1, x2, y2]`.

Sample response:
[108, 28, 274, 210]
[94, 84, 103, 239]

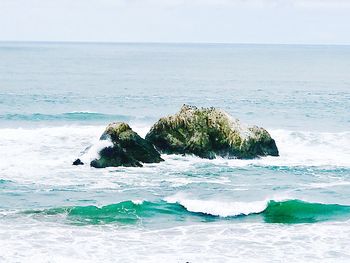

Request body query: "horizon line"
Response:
[0, 40, 350, 47]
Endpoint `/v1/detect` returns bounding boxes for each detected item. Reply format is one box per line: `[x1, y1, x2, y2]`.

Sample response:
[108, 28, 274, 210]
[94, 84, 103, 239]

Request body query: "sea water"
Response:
[0, 42, 350, 262]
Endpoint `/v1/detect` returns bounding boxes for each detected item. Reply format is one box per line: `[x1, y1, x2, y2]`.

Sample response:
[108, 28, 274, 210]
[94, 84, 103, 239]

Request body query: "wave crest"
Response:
[23, 199, 350, 225]
[164, 195, 268, 217]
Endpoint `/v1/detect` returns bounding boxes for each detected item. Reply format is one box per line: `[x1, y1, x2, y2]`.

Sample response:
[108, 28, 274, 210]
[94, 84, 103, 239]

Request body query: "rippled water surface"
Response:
[0, 42, 349, 262]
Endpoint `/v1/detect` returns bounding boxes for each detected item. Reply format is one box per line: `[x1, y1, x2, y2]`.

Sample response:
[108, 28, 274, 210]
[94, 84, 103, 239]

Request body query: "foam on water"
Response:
[79, 138, 113, 164]
[1, 42, 350, 262]
[1, 126, 349, 166]
[195, 129, 350, 168]
[2, 204, 350, 262]
[1, 219, 350, 263]
[0, 125, 349, 187]
[268, 129, 350, 167]
[164, 193, 269, 217]
[0, 126, 103, 182]
[18, 197, 350, 225]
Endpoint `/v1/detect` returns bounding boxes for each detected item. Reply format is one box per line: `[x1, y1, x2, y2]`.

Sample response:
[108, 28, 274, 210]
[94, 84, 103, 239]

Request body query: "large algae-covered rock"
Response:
[90, 122, 164, 168]
[145, 105, 279, 159]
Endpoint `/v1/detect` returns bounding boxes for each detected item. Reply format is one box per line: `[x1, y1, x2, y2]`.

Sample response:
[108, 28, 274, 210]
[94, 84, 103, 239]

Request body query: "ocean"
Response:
[0, 42, 349, 262]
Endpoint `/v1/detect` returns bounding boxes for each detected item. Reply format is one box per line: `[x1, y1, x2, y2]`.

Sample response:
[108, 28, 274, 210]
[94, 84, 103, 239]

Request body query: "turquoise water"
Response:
[23, 200, 350, 225]
[0, 42, 350, 262]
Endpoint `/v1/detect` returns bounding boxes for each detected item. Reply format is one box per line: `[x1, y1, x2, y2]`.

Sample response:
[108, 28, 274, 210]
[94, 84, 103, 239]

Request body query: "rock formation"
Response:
[145, 105, 279, 159]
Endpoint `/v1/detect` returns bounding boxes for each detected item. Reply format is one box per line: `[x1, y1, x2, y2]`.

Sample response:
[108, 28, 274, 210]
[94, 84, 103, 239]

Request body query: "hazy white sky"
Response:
[0, 0, 349, 44]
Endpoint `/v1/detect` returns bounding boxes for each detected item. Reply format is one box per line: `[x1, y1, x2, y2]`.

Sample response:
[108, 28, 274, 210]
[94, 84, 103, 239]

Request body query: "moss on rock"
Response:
[90, 122, 164, 168]
[145, 105, 279, 159]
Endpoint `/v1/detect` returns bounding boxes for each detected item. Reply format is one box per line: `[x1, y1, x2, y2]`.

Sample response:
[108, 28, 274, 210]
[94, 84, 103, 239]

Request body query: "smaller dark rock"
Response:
[73, 158, 84, 166]
[90, 122, 164, 168]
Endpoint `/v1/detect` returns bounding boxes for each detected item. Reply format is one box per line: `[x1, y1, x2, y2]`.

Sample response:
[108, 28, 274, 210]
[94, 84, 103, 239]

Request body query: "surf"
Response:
[23, 200, 195, 225]
[2, 126, 349, 169]
[22, 199, 350, 225]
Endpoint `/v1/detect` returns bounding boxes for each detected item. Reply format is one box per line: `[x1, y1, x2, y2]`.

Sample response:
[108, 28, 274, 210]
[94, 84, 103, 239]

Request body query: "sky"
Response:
[0, 0, 349, 44]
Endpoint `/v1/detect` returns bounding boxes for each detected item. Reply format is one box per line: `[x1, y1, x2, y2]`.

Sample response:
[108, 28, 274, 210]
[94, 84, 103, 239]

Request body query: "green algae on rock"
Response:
[145, 105, 279, 159]
[90, 122, 164, 168]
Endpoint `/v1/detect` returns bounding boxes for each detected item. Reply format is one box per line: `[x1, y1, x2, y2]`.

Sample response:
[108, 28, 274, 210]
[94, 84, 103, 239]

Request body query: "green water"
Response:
[1, 42, 350, 261]
[262, 200, 350, 223]
[23, 200, 350, 225]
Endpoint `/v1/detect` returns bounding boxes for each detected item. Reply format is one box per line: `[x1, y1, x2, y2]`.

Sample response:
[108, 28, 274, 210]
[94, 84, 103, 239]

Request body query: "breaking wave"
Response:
[23, 199, 350, 225]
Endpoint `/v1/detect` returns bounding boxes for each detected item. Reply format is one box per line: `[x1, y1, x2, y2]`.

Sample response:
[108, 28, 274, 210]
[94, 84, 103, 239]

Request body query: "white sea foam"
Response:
[132, 199, 145, 205]
[0, 126, 349, 187]
[164, 193, 289, 217]
[0, 125, 350, 262]
[0, 125, 105, 184]
[143, 128, 350, 168]
[205, 129, 350, 168]
[267, 129, 350, 167]
[167, 197, 268, 217]
[1, 218, 350, 263]
[130, 122, 152, 138]
[163, 190, 299, 217]
[79, 138, 113, 164]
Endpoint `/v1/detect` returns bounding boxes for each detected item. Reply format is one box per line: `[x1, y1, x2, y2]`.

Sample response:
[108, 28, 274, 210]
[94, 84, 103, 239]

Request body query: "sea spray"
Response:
[79, 138, 114, 164]
[164, 195, 269, 217]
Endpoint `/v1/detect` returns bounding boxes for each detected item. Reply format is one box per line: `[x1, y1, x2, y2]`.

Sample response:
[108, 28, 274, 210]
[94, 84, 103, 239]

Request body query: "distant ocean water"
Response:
[0, 42, 350, 262]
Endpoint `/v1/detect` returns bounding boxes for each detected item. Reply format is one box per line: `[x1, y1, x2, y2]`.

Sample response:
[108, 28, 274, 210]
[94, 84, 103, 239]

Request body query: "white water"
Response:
[1, 219, 350, 263]
[165, 193, 270, 217]
[1, 125, 350, 262]
[1, 125, 349, 172]
[0, 125, 349, 186]
[1, 42, 350, 263]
